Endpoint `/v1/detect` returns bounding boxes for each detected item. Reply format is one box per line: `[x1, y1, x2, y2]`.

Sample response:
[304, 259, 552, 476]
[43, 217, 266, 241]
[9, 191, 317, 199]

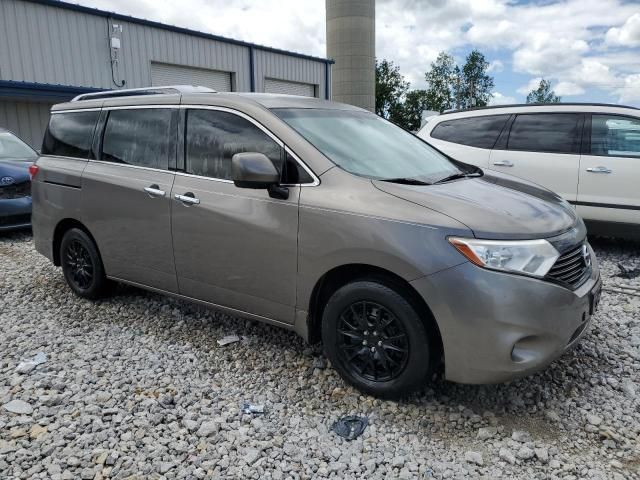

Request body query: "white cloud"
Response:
[554, 81, 585, 96]
[617, 73, 640, 103]
[489, 91, 516, 105]
[606, 13, 640, 47]
[487, 60, 504, 73]
[517, 78, 542, 95]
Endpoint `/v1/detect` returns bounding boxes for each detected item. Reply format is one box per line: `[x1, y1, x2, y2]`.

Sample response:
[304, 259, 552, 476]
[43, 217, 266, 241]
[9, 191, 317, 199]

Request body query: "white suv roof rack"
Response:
[71, 85, 216, 102]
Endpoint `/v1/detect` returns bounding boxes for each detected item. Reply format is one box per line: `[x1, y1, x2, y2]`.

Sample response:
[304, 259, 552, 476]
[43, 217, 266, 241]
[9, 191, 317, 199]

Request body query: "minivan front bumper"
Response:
[411, 246, 601, 384]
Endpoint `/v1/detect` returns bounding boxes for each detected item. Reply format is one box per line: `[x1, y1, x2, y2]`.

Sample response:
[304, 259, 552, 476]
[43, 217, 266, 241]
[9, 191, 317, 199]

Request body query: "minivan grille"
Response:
[546, 244, 591, 289]
[0, 180, 31, 199]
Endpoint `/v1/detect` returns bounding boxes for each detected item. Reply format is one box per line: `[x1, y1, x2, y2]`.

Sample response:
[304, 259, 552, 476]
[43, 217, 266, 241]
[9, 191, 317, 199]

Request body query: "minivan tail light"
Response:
[28, 164, 39, 179]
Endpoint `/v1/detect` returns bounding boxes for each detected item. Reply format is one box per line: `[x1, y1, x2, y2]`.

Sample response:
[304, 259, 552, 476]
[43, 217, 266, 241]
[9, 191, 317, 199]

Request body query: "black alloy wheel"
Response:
[322, 279, 434, 398]
[64, 239, 94, 290]
[60, 228, 110, 299]
[336, 300, 409, 382]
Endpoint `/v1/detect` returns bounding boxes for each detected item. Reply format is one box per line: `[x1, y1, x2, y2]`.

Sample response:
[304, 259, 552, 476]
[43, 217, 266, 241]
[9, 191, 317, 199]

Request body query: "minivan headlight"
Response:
[449, 237, 560, 278]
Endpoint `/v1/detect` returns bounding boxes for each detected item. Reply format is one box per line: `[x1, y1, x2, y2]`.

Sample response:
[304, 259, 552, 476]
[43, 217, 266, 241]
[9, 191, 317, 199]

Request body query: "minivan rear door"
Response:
[489, 113, 583, 202]
[170, 107, 301, 324]
[577, 113, 640, 224]
[81, 106, 179, 292]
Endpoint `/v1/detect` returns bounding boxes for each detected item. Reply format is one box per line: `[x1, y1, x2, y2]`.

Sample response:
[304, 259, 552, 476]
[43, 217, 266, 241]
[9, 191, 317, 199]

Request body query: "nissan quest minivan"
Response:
[32, 86, 601, 398]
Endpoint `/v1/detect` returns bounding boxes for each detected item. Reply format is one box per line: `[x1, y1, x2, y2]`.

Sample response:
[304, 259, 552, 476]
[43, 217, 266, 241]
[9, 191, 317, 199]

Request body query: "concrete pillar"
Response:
[326, 0, 375, 112]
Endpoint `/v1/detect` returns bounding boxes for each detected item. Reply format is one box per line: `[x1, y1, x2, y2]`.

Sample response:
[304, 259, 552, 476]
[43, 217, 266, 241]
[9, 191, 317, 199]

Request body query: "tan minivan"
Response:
[32, 86, 601, 398]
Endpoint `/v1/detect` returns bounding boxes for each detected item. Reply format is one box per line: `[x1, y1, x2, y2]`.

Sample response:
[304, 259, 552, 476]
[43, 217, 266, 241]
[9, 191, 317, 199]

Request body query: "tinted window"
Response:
[508, 113, 581, 154]
[101, 109, 174, 169]
[283, 151, 314, 184]
[591, 115, 640, 158]
[185, 109, 283, 180]
[431, 115, 509, 149]
[42, 111, 99, 158]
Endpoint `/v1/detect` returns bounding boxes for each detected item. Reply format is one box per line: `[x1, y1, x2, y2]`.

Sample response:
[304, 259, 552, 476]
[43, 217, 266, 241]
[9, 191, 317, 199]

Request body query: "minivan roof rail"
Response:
[71, 85, 216, 102]
[441, 102, 640, 115]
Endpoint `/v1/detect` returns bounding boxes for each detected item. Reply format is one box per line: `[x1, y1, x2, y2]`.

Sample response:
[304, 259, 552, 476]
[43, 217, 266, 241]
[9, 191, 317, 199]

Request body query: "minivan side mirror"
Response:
[231, 152, 288, 199]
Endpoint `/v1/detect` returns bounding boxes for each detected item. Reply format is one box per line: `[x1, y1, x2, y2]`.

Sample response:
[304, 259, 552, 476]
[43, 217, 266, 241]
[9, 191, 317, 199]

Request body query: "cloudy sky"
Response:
[74, 0, 639, 105]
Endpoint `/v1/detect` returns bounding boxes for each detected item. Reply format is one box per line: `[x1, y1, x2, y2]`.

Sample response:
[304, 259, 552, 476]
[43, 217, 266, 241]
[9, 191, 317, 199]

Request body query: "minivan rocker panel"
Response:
[32, 88, 601, 398]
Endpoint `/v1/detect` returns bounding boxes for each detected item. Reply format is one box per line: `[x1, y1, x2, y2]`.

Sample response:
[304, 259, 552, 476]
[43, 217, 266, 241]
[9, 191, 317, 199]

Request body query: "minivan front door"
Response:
[82, 107, 178, 292]
[489, 113, 583, 202]
[171, 108, 300, 324]
[577, 114, 640, 225]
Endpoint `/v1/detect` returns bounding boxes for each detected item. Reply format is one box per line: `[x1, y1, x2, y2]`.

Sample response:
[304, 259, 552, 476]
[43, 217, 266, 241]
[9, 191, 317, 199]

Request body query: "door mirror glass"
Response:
[232, 152, 280, 189]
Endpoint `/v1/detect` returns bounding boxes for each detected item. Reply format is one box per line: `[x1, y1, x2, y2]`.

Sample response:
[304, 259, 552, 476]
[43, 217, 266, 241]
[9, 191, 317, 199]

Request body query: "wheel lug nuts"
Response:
[373, 331, 378, 336]
[370, 347, 375, 352]
[364, 331, 369, 335]
[377, 341, 382, 346]
[363, 340, 368, 346]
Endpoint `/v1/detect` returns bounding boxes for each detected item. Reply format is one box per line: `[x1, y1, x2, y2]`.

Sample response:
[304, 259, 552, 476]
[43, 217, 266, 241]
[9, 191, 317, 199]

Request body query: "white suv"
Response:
[417, 103, 640, 236]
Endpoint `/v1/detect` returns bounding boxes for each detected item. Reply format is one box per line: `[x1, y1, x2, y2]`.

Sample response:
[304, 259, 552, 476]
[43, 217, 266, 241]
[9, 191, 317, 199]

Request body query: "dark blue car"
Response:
[0, 128, 37, 231]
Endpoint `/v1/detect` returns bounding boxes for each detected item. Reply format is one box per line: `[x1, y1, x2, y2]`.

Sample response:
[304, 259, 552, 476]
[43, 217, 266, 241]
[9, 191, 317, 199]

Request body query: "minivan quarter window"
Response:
[591, 114, 640, 158]
[507, 113, 582, 154]
[42, 111, 100, 158]
[431, 115, 510, 149]
[101, 108, 175, 170]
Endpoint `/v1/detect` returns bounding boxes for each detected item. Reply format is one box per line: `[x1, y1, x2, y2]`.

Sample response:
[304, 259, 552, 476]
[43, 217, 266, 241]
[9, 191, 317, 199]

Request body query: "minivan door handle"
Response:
[175, 192, 200, 205]
[492, 160, 514, 167]
[144, 185, 166, 197]
[586, 166, 612, 174]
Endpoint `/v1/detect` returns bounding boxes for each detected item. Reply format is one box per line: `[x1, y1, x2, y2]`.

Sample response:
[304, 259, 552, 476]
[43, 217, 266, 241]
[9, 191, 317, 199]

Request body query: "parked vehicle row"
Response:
[31, 86, 600, 397]
[418, 103, 640, 237]
[0, 128, 36, 231]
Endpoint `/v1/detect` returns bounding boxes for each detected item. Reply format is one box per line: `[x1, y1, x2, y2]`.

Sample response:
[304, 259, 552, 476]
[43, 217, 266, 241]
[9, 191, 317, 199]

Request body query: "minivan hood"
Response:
[373, 172, 578, 240]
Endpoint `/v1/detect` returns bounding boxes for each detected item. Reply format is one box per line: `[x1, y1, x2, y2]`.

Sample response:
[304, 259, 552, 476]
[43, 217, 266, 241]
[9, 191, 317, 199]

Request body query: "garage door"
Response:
[264, 78, 316, 97]
[151, 62, 232, 92]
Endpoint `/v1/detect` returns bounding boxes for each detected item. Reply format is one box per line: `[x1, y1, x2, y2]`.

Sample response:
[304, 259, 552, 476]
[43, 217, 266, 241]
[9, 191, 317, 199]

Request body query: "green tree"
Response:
[399, 89, 430, 131]
[375, 59, 409, 123]
[457, 49, 494, 109]
[424, 52, 456, 113]
[526, 79, 561, 104]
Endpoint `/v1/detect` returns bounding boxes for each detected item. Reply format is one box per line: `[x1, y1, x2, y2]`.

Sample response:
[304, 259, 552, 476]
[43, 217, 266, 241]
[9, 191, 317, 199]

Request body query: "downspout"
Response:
[249, 46, 256, 92]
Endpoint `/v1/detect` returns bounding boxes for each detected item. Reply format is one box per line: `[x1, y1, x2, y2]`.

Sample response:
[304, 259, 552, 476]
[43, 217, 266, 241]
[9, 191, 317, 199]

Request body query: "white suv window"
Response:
[591, 115, 640, 158]
[508, 113, 582, 154]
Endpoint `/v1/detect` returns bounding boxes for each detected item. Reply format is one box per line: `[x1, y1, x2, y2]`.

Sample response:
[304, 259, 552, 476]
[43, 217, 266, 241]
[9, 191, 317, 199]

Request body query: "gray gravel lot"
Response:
[0, 232, 639, 479]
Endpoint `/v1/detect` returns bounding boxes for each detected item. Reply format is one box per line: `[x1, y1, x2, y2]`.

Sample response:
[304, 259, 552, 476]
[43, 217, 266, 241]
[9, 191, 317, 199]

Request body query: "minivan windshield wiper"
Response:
[381, 177, 432, 186]
[434, 171, 482, 184]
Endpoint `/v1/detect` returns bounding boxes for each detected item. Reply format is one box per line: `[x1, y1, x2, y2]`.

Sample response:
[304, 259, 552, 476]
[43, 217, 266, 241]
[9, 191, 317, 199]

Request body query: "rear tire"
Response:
[322, 279, 433, 399]
[60, 228, 110, 299]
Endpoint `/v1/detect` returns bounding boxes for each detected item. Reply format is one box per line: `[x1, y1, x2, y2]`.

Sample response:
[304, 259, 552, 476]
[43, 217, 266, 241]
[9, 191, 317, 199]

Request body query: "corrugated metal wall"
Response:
[0, 0, 327, 95]
[0, 100, 52, 148]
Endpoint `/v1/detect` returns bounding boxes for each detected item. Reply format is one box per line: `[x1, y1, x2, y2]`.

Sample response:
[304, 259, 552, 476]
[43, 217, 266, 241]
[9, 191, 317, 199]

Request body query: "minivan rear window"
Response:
[431, 115, 509, 149]
[101, 109, 174, 170]
[42, 111, 99, 158]
[507, 113, 582, 154]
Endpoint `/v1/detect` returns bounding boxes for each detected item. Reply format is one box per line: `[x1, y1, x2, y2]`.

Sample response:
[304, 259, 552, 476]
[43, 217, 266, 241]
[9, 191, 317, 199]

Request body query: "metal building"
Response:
[0, 0, 333, 147]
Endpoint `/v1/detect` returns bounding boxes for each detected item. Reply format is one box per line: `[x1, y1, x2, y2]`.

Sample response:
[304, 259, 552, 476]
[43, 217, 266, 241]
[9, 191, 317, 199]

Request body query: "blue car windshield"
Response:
[0, 132, 37, 160]
[273, 108, 460, 183]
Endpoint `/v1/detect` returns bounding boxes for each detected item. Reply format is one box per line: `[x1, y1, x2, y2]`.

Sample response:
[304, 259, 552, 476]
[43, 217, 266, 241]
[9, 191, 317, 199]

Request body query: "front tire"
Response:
[60, 228, 110, 299]
[322, 280, 433, 398]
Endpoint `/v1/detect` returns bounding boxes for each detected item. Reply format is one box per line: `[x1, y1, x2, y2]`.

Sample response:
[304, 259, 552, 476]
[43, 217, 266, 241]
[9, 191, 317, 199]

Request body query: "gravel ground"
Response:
[0, 231, 639, 480]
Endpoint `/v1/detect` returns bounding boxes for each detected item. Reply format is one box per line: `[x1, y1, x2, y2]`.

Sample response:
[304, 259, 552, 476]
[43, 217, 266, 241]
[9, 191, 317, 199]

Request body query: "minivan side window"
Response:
[101, 109, 174, 170]
[430, 115, 510, 149]
[185, 109, 313, 184]
[507, 113, 582, 154]
[42, 111, 99, 158]
[591, 115, 640, 158]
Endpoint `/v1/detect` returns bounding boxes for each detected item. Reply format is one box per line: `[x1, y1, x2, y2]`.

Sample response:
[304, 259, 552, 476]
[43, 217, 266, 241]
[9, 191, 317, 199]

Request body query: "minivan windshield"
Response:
[274, 108, 463, 183]
[0, 131, 37, 161]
